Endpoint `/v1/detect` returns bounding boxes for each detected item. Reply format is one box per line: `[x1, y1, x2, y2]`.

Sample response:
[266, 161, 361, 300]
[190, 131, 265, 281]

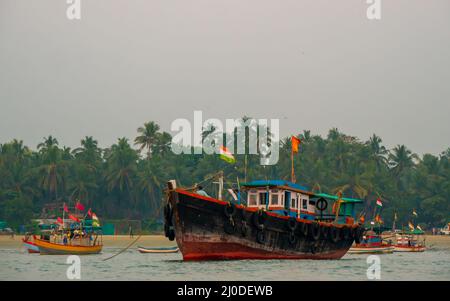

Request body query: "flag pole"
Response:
[244, 154, 248, 183]
[62, 203, 65, 230]
[291, 144, 295, 183]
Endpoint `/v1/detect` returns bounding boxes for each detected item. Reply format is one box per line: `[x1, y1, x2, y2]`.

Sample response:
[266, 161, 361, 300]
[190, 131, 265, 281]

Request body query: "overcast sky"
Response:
[1, 0, 449, 155]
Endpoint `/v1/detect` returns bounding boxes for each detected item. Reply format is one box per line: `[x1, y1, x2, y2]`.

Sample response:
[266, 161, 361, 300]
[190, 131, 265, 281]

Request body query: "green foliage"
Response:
[0, 124, 449, 231]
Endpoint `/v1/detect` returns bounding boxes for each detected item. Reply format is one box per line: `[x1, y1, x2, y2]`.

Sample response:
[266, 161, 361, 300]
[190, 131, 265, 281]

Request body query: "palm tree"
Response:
[327, 128, 341, 141]
[300, 130, 312, 143]
[105, 138, 138, 204]
[73, 136, 102, 167]
[367, 134, 388, 170]
[137, 160, 162, 216]
[37, 135, 58, 152]
[36, 136, 68, 202]
[134, 122, 160, 158]
[389, 145, 418, 175]
[153, 132, 172, 155]
[68, 163, 98, 205]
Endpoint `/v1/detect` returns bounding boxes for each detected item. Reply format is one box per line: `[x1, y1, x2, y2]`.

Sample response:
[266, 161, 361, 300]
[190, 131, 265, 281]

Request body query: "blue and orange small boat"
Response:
[348, 231, 394, 254]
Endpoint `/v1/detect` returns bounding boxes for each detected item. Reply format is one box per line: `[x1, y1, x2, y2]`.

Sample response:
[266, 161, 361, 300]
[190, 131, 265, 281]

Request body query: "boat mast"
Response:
[218, 171, 224, 201]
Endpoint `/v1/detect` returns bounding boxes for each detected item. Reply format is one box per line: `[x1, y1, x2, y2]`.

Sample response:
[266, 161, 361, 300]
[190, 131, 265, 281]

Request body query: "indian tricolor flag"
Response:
[219, 146, 236, 164]
[92, 213, 100, 227]
[376, 198, 383, 207]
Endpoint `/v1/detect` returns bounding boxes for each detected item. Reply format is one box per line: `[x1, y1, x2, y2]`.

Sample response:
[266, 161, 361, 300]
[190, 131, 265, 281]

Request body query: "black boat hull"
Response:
[166, 188, 362, 261]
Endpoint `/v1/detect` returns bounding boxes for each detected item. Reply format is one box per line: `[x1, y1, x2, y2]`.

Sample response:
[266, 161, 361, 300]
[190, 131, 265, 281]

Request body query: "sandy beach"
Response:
[0, 234, 177, 249]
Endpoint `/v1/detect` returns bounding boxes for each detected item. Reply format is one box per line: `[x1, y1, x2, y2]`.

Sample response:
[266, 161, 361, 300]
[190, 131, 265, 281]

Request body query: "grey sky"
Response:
[1, 0, 449, 155]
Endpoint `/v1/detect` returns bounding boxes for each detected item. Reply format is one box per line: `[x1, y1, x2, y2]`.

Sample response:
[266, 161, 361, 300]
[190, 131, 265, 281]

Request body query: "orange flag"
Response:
[291, 136, 301, 153]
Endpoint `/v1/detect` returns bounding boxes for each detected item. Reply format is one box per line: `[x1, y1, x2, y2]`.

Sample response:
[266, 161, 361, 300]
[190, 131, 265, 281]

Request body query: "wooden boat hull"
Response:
[394, 245, 426, 252]
[34, 239, 102, 255]
[137, 246, 179, 253]
[348, 246, 394, 254]
[166, 188, 362, 261]
[22, 239, 40, 254]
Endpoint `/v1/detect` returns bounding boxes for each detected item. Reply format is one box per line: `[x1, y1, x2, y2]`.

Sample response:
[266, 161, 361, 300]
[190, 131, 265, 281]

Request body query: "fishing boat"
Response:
[25, 202, 104, 255]
[392, 211, 426, 252]
[348, 230, 394, 254]
[33, 237, 102, 255]
[394, 230, 426, 252]
[137, 246, 179, 253]
[163, 175, 365, 261]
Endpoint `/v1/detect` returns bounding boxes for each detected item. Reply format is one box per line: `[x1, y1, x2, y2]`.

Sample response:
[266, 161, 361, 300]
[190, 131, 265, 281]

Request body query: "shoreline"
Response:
[0, 234, 176, 249]
[2, 234, 450, 249]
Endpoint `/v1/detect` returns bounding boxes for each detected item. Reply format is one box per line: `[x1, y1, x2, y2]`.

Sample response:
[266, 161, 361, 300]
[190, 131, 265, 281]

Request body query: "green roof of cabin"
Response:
[402, 229, 425, 235]
[313, 193, 363, 203]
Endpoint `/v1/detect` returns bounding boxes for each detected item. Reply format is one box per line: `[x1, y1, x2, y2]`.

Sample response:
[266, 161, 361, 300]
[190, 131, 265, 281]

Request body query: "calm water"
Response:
[1, 244, 450, 281]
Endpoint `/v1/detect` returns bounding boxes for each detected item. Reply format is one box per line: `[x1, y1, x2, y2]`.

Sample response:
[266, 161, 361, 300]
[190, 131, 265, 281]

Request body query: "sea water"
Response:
[1, 241, 450, 281]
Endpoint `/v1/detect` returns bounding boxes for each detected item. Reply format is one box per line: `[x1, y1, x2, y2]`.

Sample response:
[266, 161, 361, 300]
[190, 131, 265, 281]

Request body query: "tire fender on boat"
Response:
[320, 225, 330, 239]
[241, 221, 250, 237]
[309, 222, 321, 241]
[256, 230, 266, 244]
[163, 204, 175, 241]
[287, 217, 297, 231]
[224, 219, 236, 235]
[224, 202, 236, 218]
[298, 221, 308, 237]
[329, 226, 340, 243]
[287, 231, 296, 245]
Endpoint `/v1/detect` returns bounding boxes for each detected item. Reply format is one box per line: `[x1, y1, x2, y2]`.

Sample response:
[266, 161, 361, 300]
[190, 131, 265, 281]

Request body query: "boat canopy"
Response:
[241, 180, 309, 192]
[312, 192, 363, 203]
[402, 229, 424, 235]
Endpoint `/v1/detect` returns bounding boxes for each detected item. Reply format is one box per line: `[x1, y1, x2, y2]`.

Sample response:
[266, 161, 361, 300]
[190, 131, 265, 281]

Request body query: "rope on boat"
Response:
[102, 234, 142, 261]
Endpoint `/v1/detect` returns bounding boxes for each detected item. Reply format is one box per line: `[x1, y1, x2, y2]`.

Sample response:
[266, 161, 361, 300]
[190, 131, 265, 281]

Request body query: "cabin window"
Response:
[259, 192, 268, 205]
[291, 198, 297, 209]
[270, 193, 280, 205]
[248, 193, 257, 206]
[309, 200, 316, 206]
[290, 193, 298, 209]
[302, 199, 308, 209]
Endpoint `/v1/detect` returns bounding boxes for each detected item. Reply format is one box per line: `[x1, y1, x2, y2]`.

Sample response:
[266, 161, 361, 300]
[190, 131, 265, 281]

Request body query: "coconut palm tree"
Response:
[37, 135, 58, 152]
[389, 145, 418, 175]
[36, 136, 68, 202]
[105, 138, 138, 203]
[367, 134, 388, 170]
[134, 122, 161, 158]
[137, 160, 162, 216]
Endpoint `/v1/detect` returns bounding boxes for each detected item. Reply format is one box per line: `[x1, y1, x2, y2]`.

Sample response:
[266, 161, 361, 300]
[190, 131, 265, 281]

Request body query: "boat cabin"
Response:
[241, 180, 362, 224]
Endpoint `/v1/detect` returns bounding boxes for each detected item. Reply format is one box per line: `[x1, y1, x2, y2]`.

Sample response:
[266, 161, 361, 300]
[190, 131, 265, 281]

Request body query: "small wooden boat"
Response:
[348, 231, 394, 254]
[22, 238, 40, 254]
[137, 246, 179, 253]
[348, 245, 394, 254]
[34, 238, 102, 255]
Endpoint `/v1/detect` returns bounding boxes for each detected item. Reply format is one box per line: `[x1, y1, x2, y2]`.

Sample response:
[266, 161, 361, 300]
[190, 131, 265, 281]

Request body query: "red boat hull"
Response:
[181, 238, 349, 260]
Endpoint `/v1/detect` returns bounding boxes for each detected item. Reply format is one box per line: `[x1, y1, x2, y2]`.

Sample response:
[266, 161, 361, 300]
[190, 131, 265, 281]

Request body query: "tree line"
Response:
[0, 120, 449, 231]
